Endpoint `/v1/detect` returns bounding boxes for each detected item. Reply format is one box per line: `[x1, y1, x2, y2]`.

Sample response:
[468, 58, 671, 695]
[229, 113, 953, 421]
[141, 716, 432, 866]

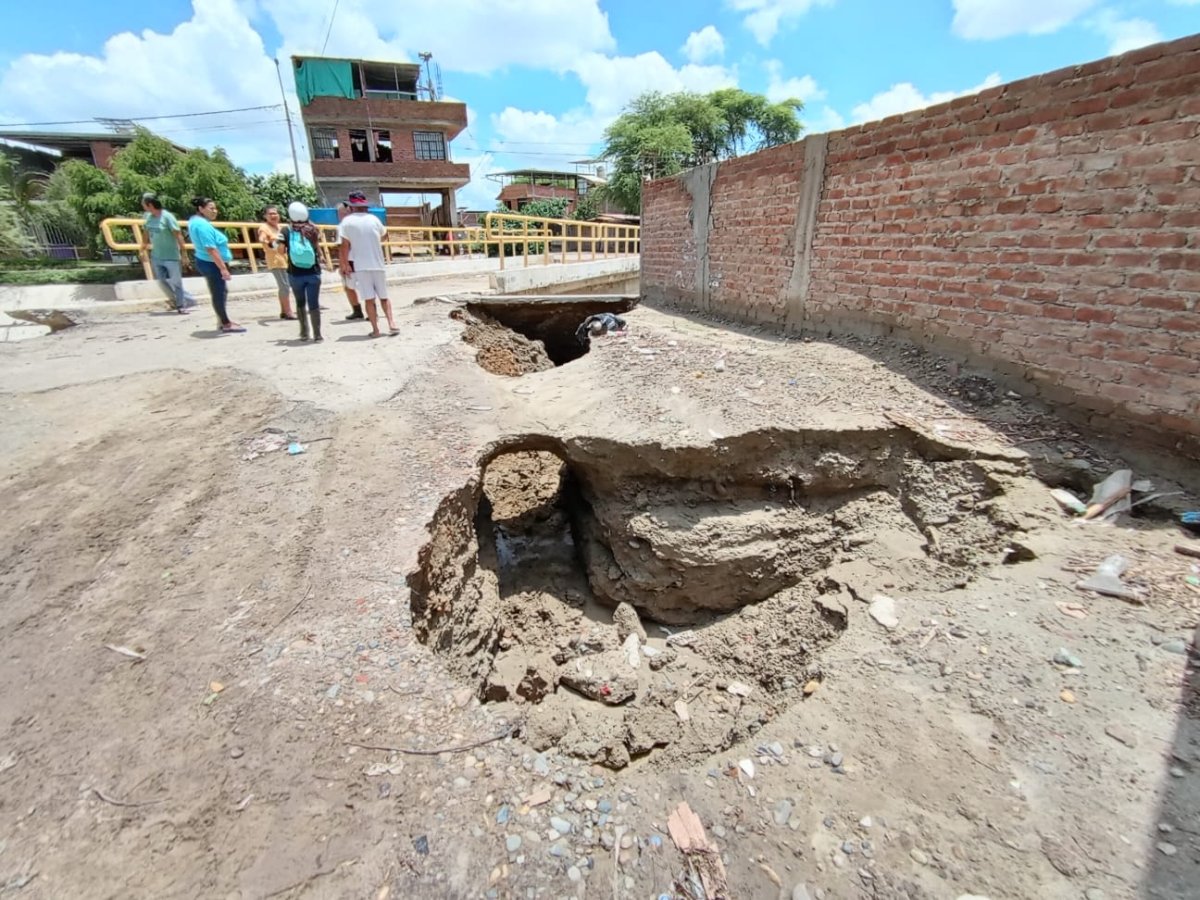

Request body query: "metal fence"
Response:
[99, 212, 641, 280]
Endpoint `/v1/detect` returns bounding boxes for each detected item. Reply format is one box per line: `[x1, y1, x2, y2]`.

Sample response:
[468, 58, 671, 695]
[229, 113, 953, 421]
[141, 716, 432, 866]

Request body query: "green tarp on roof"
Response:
[294, 58, 354, 106]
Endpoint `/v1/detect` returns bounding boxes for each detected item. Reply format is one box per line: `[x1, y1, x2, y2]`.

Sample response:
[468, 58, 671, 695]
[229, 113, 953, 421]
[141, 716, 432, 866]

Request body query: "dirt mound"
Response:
[450, 308, 554, 377]
[408, 427, 1036, 768]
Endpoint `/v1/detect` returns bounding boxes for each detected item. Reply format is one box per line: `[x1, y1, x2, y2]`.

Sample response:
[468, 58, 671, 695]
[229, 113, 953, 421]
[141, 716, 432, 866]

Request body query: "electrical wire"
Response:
[0, 105, 283, 129]
[321, 0, 341, 55]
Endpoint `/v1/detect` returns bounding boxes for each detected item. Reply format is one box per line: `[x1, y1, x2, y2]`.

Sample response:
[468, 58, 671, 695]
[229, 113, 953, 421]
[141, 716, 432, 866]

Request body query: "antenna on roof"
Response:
[95, 117, 136, 133]
[418, 52, 437, 101]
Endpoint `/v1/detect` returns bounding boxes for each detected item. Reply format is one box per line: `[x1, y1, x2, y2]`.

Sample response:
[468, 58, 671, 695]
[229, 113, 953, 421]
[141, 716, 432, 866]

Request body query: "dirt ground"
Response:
[0, 279, 1196, 900]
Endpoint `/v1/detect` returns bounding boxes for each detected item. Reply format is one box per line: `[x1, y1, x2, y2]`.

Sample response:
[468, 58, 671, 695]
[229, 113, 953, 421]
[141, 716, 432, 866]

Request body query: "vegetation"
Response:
[571, 190, 603, 221]
[601, 88, 804, 212]
[248, 172, 319, 213]
[0, 261, 142, 286]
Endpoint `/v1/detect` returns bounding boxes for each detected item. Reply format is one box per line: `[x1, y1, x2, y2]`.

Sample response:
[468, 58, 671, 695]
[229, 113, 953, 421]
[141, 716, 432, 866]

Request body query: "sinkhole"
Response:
[407, 428, 1035, 768]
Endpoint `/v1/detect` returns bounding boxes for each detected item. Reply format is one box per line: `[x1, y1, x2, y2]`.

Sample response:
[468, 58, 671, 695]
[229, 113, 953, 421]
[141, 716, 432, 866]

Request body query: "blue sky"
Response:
[0, 0, 1196, 209]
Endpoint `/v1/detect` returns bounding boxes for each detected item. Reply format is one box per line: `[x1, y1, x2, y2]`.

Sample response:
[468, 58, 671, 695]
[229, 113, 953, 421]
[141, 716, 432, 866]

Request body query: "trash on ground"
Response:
[868, 594, 900, 630]
[1175, 543, 1200, 560]
[574, 312, 627, 346]
[1082, 470, 1132, 521]
[287, 442, 306, 455]
[1075, 554, 1146, 603]
[667, 801, 729, 900]
[1053, 648, 1083, 669]
[105, 644, 147, 662]
[1181, 512, 1200, 536]
[1049, 489, 1087, 515]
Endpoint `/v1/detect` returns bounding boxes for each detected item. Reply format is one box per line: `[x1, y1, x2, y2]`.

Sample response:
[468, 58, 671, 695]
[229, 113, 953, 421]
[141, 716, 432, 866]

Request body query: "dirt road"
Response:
[0, 284, 1195, 899]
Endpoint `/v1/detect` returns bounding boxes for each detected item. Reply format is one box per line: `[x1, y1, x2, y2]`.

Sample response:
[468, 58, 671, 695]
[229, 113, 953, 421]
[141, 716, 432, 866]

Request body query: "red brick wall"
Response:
[641, 34, 1200, 455]
[641, 175, 697, 306]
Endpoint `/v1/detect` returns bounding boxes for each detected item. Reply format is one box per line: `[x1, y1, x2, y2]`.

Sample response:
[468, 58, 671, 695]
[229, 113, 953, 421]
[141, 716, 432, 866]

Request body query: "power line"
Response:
[321, 0, 341, 55]
[0, 104, 282, 129]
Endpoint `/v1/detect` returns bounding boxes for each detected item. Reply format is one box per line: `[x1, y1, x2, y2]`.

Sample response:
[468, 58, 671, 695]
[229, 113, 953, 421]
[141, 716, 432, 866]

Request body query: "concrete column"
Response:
[783, 133, 828, 333]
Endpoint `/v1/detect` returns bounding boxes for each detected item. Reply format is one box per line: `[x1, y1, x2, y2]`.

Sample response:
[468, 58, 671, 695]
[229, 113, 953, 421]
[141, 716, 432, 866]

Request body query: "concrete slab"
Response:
[488, 257, 639, 295]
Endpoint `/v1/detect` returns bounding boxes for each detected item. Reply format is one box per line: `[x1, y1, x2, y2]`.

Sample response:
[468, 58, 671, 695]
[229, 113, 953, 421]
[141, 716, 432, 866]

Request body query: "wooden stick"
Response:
[93, 788, 164, 808]
[1175, 544, 1200, 560]
[346, 723, 515, 756]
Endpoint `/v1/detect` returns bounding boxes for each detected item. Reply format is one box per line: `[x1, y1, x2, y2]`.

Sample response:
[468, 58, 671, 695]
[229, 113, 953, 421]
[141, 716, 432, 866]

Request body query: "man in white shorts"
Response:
[335, 202, 364, 320]
[339, 191, 397, 337]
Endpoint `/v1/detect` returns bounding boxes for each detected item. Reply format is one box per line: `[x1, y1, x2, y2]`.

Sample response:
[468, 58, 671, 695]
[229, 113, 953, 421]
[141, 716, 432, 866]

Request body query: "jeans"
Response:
[195, 259, 230, 325]
[289, 272, 321, 311]
[151, 259, 196, 310]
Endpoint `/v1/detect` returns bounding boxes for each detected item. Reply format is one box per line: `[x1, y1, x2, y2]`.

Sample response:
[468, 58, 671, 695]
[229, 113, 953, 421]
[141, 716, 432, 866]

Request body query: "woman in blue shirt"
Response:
[187, 197, 245, 333]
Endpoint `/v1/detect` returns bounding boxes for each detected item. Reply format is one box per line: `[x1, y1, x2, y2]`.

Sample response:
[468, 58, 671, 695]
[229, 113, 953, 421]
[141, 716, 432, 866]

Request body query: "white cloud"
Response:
[763, 60, 826, 103]
[682, 26, 726, 64]
[725, 0, 836, 46]
[1087, 11, 1164, 55]
[573, 52, 736, 117]
[951, 0, 1099, 39]
[261, 0, 615, 75]
[850, 73, 1003, 124]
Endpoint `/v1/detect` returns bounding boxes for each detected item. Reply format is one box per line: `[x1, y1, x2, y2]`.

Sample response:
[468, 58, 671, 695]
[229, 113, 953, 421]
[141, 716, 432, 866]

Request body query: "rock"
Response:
[842, 841, 856, 855]
[859, 816, 873, 829]
[1157, 842, 1177, 856]
[230, 747, 244, 759]
[1041, 834, 1087, 877]
[325, 684, 341, 700]
[506, 835, 522, 853]
[497, 805, 511, 825]
[1104, 724, 1137, 748]
[1169, 766, 1185, 778]
[830, 752, 844, 768]
[792, 884, 813, 900]
[612, 603, 646, 642]
[869, 594, 900, 630]
[1053, 648, 1083, 668]
[1161, 639, 1189, 655]
[550, 816, 572, 835]
[774, 800, 793, 826]
[560, 650, 638, 704]
[622, 633, 641, 669]
[738, 759, 756, 779]
[727, 680, 753, 698]
[533, 753, 551, 777]
[648, 646, 677, 670]
[910, 848, 930, 865]
[955, 896, 992, 900]
[567, 866, 582, 883]
[711, 825, 727, 839]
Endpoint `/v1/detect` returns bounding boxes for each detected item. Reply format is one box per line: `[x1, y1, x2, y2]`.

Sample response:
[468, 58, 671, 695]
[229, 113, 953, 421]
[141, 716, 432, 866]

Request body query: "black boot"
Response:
[311, 308, 323, 342]
[345, 306, 364, 320]
[298, 307, 310, 341]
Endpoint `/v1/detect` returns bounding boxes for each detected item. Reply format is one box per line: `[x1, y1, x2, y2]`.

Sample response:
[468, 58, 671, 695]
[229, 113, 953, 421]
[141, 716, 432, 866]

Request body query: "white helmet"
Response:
[287, 201, 310, 222]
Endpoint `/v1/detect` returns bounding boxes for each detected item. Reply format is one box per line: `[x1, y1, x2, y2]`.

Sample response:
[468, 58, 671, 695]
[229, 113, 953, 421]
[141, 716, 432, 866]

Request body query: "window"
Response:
[373, 130, 393, 163]
[309, 127, 339, 160]
[413, 131, 446, 161]
[349, 129, 370, 162]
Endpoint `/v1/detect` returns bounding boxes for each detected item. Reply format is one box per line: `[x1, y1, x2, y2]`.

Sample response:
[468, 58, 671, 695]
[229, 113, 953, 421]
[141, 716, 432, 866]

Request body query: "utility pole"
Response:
[274, 57, 301, 181]
[418, 52, 435, 100]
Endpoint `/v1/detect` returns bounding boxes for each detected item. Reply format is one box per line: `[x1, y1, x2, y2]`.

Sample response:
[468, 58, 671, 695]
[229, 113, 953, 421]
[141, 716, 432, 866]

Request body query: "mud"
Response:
[466, 296, 637, 365]
[408, 426, 1043, 768]
[451, 308, 555, 377]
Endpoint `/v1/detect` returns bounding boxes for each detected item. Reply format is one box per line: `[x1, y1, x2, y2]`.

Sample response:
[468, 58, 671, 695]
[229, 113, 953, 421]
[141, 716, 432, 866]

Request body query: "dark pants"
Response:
[288, 273, 321, 311]
[195, 259, 230, 325]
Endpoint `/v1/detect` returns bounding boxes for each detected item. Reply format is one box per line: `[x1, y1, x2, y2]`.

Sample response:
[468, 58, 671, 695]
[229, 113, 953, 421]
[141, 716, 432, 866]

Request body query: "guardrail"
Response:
[99, 212, 640, 280]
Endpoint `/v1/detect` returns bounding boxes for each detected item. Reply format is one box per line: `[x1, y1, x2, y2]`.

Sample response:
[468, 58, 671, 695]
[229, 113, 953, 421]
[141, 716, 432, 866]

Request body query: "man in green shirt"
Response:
[141, 193, 197, 314]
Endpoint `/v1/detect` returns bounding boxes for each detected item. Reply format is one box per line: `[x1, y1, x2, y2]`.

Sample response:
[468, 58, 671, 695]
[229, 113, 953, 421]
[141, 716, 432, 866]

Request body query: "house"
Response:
[0, 129, 188, 174]
[292, 54, 469, 228]
[488, 161, 610, 215]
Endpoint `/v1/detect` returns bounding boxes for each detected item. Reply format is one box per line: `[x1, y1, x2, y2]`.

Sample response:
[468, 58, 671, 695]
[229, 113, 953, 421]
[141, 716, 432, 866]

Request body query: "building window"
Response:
[309, 127, 339, 160]
[413, 131, 446, 161]
[373, 130, 393, 163]
[349, 129, 370, 162]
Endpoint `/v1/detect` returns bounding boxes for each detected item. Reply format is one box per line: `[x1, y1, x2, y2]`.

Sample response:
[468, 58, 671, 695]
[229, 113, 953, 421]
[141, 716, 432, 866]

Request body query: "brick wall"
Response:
[641, 34, 1200, 456]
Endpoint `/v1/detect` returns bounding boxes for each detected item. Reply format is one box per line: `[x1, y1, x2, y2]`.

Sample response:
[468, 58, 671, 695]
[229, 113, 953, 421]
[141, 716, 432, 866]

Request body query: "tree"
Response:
[601, 89, 804, 213]
[572, 189, 603, 222]
[248, 172, 318, 214]
[60, 128, 261, 250]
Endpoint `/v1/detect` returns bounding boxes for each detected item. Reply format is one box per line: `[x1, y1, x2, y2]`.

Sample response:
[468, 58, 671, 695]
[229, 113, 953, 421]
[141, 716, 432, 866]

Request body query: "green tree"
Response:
[248, 172, 319, 214]
[60, 128, 260, 251]
[572, 189, 603, 221]
[601, 88, 804, 213]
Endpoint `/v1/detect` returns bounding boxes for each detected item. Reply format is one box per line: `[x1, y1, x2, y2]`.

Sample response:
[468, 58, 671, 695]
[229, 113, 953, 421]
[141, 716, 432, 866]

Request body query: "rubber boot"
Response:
[298, 307, 310, 341]
[311, 308, 323, 343]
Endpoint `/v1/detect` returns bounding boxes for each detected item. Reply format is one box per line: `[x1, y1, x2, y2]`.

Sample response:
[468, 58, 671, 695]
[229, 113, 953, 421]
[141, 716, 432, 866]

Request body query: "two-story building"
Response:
[488, 162, 610, 215]
[292, 55, 470, 227]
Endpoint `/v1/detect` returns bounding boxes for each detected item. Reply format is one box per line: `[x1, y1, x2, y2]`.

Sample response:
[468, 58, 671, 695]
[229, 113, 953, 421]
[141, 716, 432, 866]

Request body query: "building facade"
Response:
[488, 164, 610, 215]
[293, 55, 469, 227]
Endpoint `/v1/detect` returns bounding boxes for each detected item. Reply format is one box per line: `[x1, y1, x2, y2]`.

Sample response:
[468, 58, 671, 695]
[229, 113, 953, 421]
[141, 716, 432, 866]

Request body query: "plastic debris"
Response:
[1049, 489, 1087, 515]
[574, 312, 627, 346]
[1053, 648, 1083, 669]
[1075, 554, 1145, 603]
[287, 442, 306, 455]
[1082, 470, 1132, 521]
[105, 644, 147, 662]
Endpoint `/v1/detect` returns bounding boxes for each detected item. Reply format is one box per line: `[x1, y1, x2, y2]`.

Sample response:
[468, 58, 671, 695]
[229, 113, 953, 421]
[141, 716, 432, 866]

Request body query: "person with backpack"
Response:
[280, 202, 324, 342]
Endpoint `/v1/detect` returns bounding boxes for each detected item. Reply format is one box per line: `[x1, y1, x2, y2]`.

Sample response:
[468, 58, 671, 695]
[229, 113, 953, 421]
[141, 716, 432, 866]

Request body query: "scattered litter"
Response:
[1053, 648, 1083, 669]
[105, 644, 147, 662]
[803, 678, 822, 696]
[1175, 544, 1200, 560]
[1060, 689, 1077, 704]
[674, 699, 690, 722]
[1049, 489, 1087, 515]
[667, 801, 729, 900]
[209, 681, 225, 694]
[1082, 470, 1132, 521]
[287, 442, 306, 455]
[1075, 555, 1145, 603]
[575, 313, 627, 346]
[726, 681, 752, 698]
[1182, 512, 1200, 536]
[868, 594, 899, 630]
[1055, 602, 1088, 620]
[665, 630, 697, 647]
[738, 759, 756, 779]
[523, 787, 552, 807]
[713, 359, 726, 373]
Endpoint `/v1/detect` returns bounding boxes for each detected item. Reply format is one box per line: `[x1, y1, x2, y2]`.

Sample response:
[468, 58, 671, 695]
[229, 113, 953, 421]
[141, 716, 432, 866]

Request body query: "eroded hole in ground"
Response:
[9, 309, 77, 332]
[409, 429, 1036, 768]
[453, 297, 637, 375]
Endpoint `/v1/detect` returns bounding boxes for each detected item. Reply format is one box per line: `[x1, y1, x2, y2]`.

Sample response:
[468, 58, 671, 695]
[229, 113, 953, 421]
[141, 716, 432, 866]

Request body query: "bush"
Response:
[0, 263, 143, 286]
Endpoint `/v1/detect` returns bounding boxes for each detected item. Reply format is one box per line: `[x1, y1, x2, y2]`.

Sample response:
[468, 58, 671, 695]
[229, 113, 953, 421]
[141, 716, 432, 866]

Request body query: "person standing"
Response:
[336, 201, 364, 320]
[187, 197, 245, 334]
[140, 193, 197, 314]
[281, 202, 324, 342]
[257, 206, 297, 320]
[339, 191, 398, 337]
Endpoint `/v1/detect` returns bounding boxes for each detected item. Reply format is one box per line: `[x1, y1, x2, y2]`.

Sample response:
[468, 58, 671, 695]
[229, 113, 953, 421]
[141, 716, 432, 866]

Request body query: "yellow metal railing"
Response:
[100, 213, 640, 280]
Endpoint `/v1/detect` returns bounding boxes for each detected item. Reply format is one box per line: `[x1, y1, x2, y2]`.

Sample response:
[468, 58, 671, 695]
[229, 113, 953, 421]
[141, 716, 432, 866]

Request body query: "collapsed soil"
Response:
[453, 307, 555, 377]
[0, 290, 1196, 900]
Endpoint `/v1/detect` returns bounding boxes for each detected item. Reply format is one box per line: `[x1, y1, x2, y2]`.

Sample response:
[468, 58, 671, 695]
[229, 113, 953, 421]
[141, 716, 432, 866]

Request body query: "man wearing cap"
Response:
[339, 191, 399, 337]
[336, 201, 364, 320]
[141, 193, 197, 314]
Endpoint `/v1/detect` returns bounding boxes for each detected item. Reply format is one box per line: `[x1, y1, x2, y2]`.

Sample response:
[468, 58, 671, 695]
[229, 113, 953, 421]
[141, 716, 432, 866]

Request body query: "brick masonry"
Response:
[641, 34, 1200, 457]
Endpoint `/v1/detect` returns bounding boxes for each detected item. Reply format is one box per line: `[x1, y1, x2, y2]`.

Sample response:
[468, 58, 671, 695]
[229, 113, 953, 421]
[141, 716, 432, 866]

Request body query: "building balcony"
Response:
[300, 96, 468, 139]
[311, 158, 470, 188]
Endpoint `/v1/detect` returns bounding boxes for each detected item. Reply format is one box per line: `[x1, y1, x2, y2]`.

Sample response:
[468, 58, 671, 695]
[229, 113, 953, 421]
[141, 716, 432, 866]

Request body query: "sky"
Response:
[0, 0, 1196, 210]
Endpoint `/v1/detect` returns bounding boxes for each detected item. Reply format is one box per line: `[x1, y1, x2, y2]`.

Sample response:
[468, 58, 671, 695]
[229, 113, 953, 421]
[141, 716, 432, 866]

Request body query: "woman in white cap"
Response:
[280, 202, 325, 342]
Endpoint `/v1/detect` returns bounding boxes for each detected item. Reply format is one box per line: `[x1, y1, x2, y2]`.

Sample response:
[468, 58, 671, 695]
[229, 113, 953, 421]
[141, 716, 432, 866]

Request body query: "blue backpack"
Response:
[286, 227, 316, 268]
